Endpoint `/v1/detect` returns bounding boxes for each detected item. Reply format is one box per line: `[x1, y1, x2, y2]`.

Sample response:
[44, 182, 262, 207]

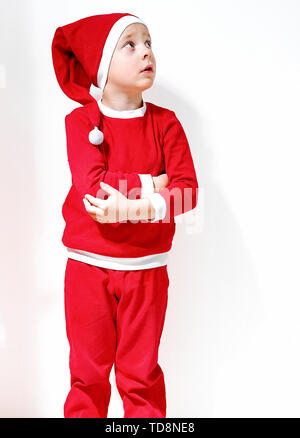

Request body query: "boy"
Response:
[52, 12, 198, 418]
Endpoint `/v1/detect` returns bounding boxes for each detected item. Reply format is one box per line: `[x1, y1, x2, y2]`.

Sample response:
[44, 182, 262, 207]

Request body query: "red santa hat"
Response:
[51, 13, 147, 145]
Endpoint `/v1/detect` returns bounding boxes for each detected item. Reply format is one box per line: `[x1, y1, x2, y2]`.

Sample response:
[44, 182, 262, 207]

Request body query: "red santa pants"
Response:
[63, 258, 169, 418]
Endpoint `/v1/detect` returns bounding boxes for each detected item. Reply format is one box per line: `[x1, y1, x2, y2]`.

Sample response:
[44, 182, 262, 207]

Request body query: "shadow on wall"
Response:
[143, 85, 262, 417]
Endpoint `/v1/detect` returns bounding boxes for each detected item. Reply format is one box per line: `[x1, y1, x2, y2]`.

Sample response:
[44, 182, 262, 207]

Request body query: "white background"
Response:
[0, 0, 300, 417]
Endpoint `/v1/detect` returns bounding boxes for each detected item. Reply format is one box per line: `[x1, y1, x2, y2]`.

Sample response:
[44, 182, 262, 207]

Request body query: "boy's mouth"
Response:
[140, 64, 153, 73]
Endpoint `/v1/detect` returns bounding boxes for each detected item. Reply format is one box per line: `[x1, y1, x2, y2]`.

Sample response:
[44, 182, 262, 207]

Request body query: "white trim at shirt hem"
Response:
[66, 248, 169, 270]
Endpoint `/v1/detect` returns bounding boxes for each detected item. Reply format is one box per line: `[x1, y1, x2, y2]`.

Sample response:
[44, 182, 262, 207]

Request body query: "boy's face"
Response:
[105, 23, 156, 95]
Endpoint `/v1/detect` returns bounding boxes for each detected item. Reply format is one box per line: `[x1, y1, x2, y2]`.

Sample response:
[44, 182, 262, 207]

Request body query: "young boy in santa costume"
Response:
[51, 12, 198, 418]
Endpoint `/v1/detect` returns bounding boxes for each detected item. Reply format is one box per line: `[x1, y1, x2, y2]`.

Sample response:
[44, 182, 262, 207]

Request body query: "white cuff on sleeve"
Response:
[138, 174, 155, 198]
[145, 193, 167, 222]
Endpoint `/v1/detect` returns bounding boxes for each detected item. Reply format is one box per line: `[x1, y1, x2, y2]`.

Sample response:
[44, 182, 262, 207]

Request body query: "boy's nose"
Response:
[142, 51, 153, 62]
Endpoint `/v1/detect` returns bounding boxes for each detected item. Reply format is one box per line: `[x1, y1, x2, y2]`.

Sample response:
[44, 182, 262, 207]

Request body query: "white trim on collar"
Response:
[98, 99, 147, 118]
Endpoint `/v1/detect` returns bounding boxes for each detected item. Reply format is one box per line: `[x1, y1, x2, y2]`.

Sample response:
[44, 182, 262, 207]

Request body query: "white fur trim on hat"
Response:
[97, 15, 147, 98]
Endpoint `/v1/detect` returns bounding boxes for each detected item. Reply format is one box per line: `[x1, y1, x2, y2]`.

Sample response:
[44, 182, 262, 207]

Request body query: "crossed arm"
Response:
[66, 107, 198, 225]
[83, 174, 169, 223]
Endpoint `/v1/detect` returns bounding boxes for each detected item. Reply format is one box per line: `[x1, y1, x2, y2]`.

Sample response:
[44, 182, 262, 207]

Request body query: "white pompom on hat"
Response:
[51, 13, 147, 145]
[88, 127, 104, 145]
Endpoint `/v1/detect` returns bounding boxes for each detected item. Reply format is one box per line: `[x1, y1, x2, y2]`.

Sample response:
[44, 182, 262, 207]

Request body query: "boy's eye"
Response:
[124, 40, 152, 49]
[125, 41, 135, 48]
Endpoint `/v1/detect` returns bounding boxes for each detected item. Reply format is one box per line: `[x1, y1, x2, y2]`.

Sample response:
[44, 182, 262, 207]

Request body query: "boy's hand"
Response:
[83, 182, 129, 223]
[152, 173, 169, 192]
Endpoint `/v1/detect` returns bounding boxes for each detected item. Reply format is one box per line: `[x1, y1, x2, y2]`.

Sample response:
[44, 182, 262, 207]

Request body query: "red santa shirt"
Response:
[63, 97, 199, 270]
